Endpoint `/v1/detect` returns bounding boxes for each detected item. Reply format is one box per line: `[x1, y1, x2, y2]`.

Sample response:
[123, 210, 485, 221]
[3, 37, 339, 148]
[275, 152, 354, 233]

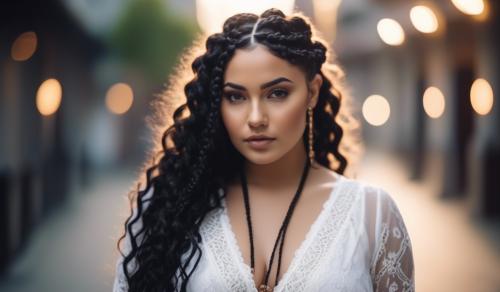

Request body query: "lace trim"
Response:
[201, 175, 363, 292]
[199, 188, 255, 292]
[218, 186, 344, 292]
[278, 179, 359, 291]
[370, 194, 415, 292]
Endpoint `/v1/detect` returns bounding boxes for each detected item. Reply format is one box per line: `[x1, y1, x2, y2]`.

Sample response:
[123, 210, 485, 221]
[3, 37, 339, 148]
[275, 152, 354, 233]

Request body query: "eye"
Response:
[223, 92, 245, 103]
[269, 88, 289, 99]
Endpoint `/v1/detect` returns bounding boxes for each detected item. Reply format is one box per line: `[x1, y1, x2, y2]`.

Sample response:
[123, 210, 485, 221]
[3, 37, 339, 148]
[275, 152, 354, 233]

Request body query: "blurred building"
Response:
[330, 0, 499, 219]
[0, 0, 198, 276]
[0, 0, 105, 274]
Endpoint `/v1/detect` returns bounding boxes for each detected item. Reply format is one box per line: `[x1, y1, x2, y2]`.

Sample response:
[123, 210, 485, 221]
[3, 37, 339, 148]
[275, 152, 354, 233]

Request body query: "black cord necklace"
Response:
[240, 158, 311, 292]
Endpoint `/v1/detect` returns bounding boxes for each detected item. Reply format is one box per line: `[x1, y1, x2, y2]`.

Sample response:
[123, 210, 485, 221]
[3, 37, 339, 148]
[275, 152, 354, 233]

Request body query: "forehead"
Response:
[223, 44, 305, 86]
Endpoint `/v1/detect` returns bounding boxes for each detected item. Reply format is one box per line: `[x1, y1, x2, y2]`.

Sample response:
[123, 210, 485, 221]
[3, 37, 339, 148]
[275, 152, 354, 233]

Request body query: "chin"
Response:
[240, 150, 282, 165]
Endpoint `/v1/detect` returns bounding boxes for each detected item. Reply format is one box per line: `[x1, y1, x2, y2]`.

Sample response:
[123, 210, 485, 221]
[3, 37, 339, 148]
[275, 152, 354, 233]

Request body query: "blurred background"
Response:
[0, 0, 499, 291]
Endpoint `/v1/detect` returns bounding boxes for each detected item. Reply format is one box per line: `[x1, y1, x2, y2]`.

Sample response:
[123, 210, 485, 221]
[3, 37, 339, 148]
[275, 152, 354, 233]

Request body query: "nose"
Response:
[247, 98, 268, 129]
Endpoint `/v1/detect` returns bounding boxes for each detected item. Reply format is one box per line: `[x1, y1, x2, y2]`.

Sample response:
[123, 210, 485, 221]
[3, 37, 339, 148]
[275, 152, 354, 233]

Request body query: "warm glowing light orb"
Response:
[106, 83, 134, 115]
[362, 95, 391, 126]
[470, 78, 494, 115]
[410, 6, 439, 34]
[451, 0, 484, 15]
[36, 78, 62, 116]
[377, 18, 405, 46]
[423, 87, 446, 118]
[196, 0, 295, 34]
[11, 31, 38, 61]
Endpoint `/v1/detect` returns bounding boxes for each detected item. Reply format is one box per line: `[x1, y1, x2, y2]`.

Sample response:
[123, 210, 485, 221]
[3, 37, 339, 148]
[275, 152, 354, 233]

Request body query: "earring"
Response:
[307, 106, 314, 165]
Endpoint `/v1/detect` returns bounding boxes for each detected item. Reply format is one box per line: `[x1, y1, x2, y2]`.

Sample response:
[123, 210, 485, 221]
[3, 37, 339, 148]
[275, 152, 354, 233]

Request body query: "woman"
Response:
[113, 8, 415, 292]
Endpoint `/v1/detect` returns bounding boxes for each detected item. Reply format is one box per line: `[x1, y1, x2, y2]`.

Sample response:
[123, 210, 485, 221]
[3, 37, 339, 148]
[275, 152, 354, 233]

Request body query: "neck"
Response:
[243, 140, 308, 191]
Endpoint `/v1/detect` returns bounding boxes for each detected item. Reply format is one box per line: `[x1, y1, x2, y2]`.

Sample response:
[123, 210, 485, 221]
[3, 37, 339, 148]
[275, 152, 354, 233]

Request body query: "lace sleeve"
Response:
[112, 187, 154, 292]
[370, 188, 415, 292]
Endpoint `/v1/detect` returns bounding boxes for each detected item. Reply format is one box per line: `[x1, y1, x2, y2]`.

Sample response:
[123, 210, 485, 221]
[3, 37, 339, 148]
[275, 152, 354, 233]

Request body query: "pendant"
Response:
[258, 284, 273, 292]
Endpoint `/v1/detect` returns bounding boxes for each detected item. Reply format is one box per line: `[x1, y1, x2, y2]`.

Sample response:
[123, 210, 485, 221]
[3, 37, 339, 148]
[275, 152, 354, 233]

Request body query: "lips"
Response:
[244, 136, 275, 150]
[244, 135, 275, 142]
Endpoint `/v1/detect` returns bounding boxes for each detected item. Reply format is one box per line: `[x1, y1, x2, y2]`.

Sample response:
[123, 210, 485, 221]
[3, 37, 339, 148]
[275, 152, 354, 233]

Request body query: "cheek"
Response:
[220, 104, 241, 138]
[273, 101, 307, 138]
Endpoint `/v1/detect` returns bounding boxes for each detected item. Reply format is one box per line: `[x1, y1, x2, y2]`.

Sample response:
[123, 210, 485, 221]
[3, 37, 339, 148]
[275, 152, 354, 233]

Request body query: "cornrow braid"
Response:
[260, 8, 286, 18]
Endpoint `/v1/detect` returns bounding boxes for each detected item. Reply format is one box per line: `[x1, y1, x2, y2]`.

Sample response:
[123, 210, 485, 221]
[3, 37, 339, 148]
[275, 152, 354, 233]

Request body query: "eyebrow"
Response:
[223, 77, 293, 91]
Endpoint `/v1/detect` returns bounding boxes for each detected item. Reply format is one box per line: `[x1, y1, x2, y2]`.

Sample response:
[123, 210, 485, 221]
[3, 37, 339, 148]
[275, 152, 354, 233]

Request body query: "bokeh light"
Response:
[11, 31, 38, 61]
[36, 78, 62, 116]
[377, 18, 405, 46]
[423, 86, 446, 118]
[362, 94, 391, 126]
[196, 0, 295, 34]
[451, 0, 484, 16]
[312, 0, 343, 42]
[105, 83, 134, 115]
[410, 5, 439, 34]
[470, 78, 494, 115]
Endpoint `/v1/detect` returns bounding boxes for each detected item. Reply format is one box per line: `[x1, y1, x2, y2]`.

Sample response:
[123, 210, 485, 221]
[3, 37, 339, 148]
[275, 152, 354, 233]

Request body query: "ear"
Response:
[307, 73, 323, 108]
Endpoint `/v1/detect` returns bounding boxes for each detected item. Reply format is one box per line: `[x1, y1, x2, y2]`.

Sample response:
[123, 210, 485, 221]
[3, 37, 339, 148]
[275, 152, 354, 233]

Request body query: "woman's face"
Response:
[220, 44, 322, 165]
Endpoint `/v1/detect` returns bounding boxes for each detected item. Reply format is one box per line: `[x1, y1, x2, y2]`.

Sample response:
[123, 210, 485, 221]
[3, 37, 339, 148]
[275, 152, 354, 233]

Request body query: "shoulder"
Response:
[310, 164, 395, 207]
[328, 174, 407, 227]
[334, 175, 397, 208]
[312, 163, 390, 197]
[339, 179, 411, 248]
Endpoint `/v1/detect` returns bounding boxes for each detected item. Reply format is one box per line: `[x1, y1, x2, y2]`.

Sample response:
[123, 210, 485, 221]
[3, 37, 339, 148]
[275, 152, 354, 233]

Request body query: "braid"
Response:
[260, 8, 286, 18]
[253, 16, 327, 77]
[183, 38, 236, 196]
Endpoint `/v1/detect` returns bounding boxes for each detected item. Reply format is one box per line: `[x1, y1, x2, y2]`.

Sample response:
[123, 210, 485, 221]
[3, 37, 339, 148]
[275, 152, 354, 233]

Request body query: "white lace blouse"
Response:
[113, 174, 415, 291]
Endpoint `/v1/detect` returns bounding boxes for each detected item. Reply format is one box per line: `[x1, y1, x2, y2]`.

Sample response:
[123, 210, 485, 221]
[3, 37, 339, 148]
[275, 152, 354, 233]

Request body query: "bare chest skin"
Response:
[224, 165, 339, 290]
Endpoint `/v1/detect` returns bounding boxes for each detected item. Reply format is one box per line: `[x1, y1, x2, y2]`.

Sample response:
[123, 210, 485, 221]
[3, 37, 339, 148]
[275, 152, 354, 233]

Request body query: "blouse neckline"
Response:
[218, 173, 345, 291]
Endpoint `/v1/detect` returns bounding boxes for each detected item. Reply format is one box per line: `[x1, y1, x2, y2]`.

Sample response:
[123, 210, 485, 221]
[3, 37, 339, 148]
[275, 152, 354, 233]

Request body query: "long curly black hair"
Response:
[116, 8, 363, 292]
